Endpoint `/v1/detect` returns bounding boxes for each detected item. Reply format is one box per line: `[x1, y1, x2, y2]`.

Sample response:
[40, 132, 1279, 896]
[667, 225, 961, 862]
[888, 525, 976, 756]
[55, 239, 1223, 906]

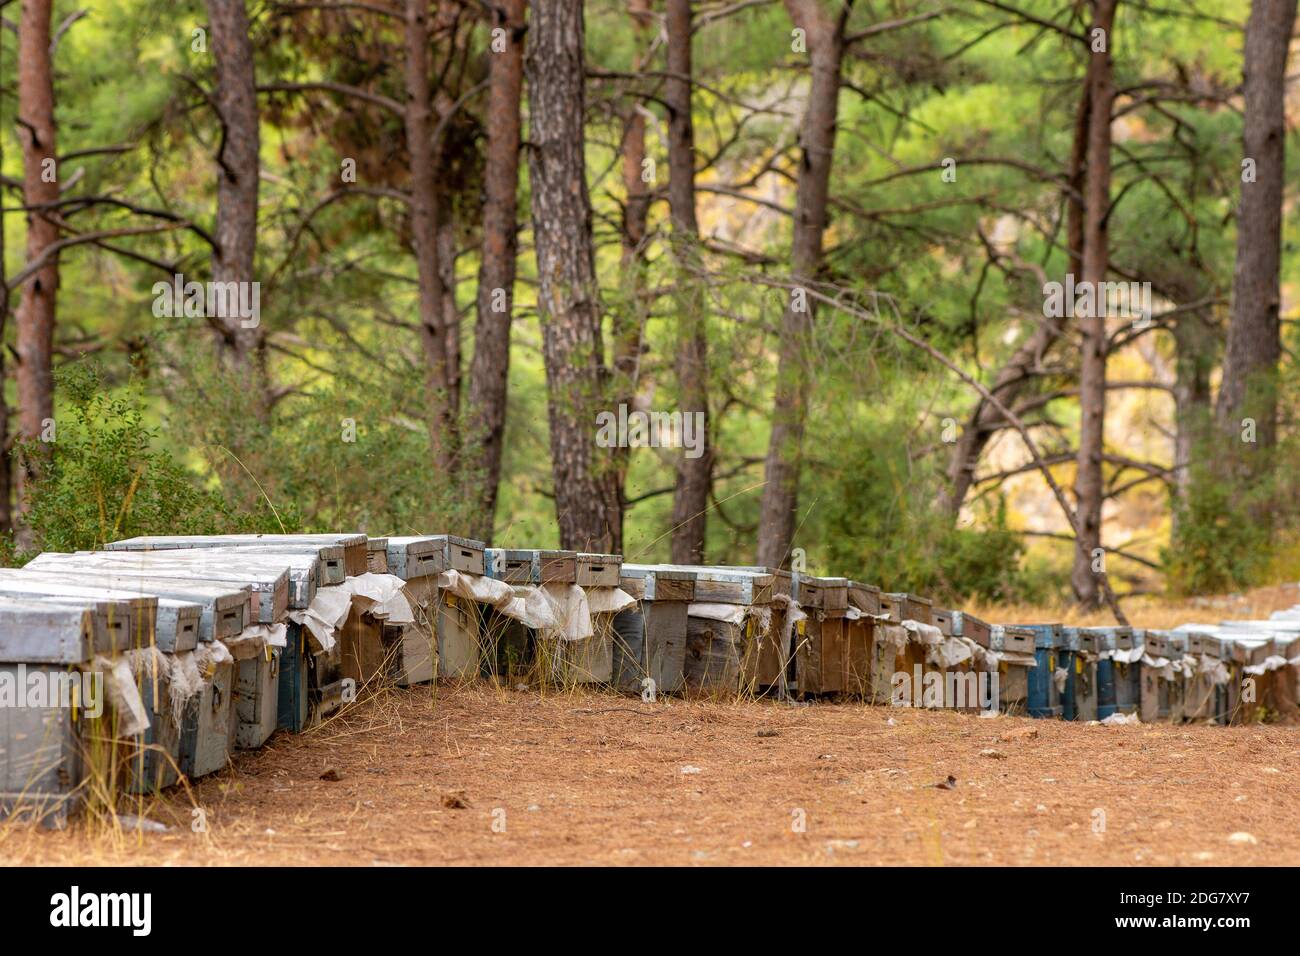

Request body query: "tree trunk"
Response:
[464, 0, 526, 543]
[206, 0, 266, 402]
[1070, 0, 1116, 609]
[14, 0, 59, 532]
[756, 0, 845, 568]
[1171, 311, 1215, 536]
[0, 39, 11, 536]
[611, 0, 653, 528]
[437, 208, 461, 419]
[942, 82, 1089, 519]
[1214, 0, 1297, 470]
[405, 0, 455, 465]
[526, 0, 622, 552]
[666, 0, 711, 564]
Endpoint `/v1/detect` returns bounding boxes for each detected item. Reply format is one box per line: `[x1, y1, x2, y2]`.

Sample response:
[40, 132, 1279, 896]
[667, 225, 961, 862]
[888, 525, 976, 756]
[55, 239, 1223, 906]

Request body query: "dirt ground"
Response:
[2, 681, 1297, 866]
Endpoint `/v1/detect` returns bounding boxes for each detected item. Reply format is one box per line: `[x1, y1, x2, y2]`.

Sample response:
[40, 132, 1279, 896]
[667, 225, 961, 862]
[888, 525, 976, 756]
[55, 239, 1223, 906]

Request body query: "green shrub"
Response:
[16, 363, 243, 556]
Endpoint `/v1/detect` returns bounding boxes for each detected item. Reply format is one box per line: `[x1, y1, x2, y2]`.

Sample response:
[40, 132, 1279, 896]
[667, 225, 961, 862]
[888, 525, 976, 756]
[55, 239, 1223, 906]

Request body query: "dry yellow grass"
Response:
[967, 581, 1300, 629]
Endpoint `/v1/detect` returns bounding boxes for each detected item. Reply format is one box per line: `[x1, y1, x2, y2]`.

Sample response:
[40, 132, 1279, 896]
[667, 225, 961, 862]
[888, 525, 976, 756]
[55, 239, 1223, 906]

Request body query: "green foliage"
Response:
[18, 363, 245, 556]
[804, 384, 1036, 604]
[1164, 461, 1272, 595]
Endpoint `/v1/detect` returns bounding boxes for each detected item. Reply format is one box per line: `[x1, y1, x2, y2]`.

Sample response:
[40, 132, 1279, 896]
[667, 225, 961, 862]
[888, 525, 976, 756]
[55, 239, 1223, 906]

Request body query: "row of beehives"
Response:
[3, 532, 1299, 825]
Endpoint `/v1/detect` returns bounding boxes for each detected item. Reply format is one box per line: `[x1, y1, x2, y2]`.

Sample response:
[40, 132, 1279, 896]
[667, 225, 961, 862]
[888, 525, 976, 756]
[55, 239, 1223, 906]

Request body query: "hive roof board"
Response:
[47, 547, 324, 607]
[28, 552, 290, 622]
[387, 535, 485, 577]
[108, 534, 368, 582]
[0, 597, 97, 664]
[618, 564, 697, 602]
[0, 568, 245, 644]
[0, 571, 156, 653]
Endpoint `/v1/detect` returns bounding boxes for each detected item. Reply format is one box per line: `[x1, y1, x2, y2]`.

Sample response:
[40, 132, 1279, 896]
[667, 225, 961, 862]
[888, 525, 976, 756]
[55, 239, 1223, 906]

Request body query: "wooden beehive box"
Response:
[179, 653, 235, 779]
[930, 607, 954, 637]
[390, 534, 488, 577]
[619, 565, 695, 603]
[0, 573, 152, 652]
[791, 575, 850, 696]
[881, 592, 933, 625]
[952, 611, 991, 647]
[842, 582, 881, 698]
[615, 565, 696, 695]
[792, 574, 848, 613]
[0, 662, 92, 826]
[364, 538, 387, 574]
[486, 548, 535, 584]
[383, 537, 445, 580]
[534, 550, 576, 584]
[995, 625, 1035, 657]
[847, 581, 882, 616]
[650, 566, 780, 696]
[235, 650, 281, 749]
[576, 553, 621, 588]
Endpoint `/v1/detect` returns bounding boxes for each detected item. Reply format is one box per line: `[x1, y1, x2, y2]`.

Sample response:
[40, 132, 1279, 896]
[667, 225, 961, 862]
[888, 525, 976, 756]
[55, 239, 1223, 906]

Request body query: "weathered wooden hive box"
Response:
[1262, 615, 1300, 714]
[845, 581, 882, 700]
[614, 565, 695, 696]
[482, 548, 569, 681]
[370, 538, 440, 688]
[21, 557, 281, 750]
[576, 553, 621, 588]
[564, 554, 624, 685]
[668, 566, 789, 698]
[1097, 626, 1141, 716]
[880, 592, 935, 704]
[483, 548, 621, 686]
[931, 606, 986, 713]
[381, 535, 485, 685]
[1137, 629, 1180, 723]
[1171, 625, 1227, 723]
[1216, 626, 1276, 724]
[0, 571, 164, 653]
[1015, 623, 1064, 719]
[791, 574, 850, 696]
[1075, 628, 1113, 719]
[0, 601, 99, 827]
[989, 624, 1035, 713]
[1062, 627, 1095, 722]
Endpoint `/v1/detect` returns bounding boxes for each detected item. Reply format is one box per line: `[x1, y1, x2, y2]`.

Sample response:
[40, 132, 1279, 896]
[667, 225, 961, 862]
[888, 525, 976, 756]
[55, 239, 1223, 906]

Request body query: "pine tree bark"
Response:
[206, 0, 266, 401]
[1171, 311, 1215, 537]
[666, 0, 712, 564]
[0, 34, 11, 535]
[527, 0, 622, 552]
[464, 0, 527, 543]
[14, 0, 59, 529]
[1070, 0, 1116, 609]
[610, 0, 653, 530]
[1215, 0, 1297, 469]
[404, 0, 455, 465]
[756, 0, 845, 568]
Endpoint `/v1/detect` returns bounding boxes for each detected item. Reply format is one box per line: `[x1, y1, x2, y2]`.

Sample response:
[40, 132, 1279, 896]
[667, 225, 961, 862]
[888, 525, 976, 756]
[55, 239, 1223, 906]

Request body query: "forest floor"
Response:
[3, 674, 1297, 867]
